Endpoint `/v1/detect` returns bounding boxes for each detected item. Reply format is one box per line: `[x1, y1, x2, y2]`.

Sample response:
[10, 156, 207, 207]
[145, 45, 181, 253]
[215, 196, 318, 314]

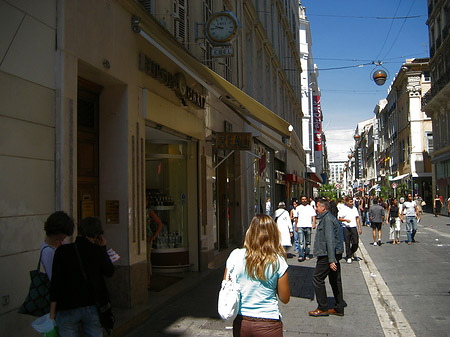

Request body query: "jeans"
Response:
[297, 227, 312, 259]
[56, 305, 103, 337]
[293, 227, 300, 252]
[405, 216, 418, 243]
[312, 255, 344, 313]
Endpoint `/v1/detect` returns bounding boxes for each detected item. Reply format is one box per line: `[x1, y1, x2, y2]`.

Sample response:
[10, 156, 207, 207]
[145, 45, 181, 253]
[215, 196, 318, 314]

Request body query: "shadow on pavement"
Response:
[288, 265, 315, 299]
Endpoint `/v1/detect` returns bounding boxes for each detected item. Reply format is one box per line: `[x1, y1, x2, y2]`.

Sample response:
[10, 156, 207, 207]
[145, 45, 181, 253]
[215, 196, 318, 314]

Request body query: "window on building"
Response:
[173, 0, 190, 48]
[138, 0, 153, 14]
[426, 132, 434, 153]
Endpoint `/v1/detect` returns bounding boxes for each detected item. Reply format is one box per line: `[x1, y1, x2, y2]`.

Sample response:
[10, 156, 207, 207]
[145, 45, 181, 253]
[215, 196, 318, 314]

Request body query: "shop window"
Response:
[145, 129, 190, 271]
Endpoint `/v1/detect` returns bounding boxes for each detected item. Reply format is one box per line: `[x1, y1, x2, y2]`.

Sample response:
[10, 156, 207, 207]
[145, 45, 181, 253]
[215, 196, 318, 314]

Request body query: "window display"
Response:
[146, 135, 189, 271]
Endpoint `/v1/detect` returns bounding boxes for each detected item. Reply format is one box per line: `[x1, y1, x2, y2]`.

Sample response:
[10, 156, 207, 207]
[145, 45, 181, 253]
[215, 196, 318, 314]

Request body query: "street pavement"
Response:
[123, 212, 450, 337]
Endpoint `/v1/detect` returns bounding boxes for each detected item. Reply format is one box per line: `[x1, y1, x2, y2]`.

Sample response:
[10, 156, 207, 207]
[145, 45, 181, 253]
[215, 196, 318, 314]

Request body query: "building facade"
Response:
[355, 59, 432, 201]
[0, 0, 306, 335]
[299, 2, 323, 197]
[423, 0, 450, 208]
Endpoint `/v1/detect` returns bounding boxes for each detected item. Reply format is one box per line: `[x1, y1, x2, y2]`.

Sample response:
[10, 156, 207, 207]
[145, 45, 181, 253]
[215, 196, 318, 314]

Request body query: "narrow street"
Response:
[123, 213, 450, 337]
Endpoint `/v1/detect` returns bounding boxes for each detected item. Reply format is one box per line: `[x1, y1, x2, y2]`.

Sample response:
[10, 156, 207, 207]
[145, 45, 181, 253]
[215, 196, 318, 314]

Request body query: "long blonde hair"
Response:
[243, 214, 286, 281]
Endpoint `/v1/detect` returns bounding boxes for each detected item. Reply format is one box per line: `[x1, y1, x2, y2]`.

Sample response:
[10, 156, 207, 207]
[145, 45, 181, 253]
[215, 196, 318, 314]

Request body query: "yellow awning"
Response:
[125, 1, 292, 138]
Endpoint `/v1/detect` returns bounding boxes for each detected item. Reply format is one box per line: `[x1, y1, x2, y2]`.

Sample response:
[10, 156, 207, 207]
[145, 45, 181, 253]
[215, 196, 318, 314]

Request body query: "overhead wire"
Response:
[374, 0, 402, 61]
[306, 14, 424, 20]
[381, 0, 417, 60]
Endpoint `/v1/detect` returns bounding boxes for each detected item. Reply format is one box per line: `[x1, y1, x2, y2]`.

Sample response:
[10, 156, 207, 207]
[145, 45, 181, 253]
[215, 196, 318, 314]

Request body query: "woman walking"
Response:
[224, 214, 290, 337]
[434, 194, 443, 217]
[386, 198, 401, 244]
[50, 217, 115, 336]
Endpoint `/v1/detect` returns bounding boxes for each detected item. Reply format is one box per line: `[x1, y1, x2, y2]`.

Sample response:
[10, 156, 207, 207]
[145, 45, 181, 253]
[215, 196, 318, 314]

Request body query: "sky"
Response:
[301, 0, 430, 161]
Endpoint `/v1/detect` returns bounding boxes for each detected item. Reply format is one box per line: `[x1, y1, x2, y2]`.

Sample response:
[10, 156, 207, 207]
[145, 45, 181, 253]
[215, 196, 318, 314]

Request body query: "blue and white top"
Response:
[226, 248, 288, 320]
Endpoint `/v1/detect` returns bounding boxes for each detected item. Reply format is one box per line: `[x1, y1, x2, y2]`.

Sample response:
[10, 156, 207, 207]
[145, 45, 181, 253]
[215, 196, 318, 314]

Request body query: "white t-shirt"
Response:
[226, 248, 288, 319]
[296, 204, 316, 228]
[291, 207, 299, 220]
[402, 201, 417, 217]
[274, 209, 292, 247]
[40, 242, 56, 280]
[338, 205, 360, 228]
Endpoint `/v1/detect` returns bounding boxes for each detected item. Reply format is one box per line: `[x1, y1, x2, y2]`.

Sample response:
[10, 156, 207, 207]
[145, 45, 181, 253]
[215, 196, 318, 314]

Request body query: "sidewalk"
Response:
[118, 233, 387, 336]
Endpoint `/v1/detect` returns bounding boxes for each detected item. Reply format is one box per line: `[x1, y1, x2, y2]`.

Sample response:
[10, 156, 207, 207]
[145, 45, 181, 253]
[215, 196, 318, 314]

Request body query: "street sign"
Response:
[335, 183, 341, 190]
[392, 183, 398, 189]
[211, 46, 234, 57]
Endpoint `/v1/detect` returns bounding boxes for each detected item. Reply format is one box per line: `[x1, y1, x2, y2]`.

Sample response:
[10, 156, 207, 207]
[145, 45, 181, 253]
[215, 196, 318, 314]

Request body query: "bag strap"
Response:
[36, 245, 52, 271]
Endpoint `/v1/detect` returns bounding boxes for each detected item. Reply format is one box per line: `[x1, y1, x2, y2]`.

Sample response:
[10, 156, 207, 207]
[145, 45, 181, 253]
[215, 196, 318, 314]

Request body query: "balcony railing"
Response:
[422, 67, 450, 107]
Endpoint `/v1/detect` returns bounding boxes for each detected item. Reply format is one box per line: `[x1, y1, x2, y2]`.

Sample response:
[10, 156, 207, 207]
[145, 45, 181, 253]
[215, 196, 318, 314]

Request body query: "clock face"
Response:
[206, 13, 238, 43]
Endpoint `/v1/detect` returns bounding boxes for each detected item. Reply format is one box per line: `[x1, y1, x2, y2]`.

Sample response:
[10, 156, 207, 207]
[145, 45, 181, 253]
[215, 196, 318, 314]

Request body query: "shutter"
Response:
[137, 0, 152, 14]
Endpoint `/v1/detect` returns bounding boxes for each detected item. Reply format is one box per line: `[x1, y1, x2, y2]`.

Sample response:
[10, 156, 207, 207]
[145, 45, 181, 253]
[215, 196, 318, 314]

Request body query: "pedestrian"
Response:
[309, 199, 345, 317]
[386, 198, 401, 244]
[362, 195, 370, 226]
[398, 197, 405, 215]
[266, 197, 272, 216]
[309, 197, 316, 210]
[401, 193, 421, 245]
[224, 214, 290, 337]
[448, 196, 450, 216]
[274, 201, 293, 251]
[369, 198, 385, 246]
[296, 195, 316, 262]
[50, 217, 115, 336]
[414, 194, 423, 215]
[338, 198, 362, 263]
[290, 199, 299, 255]
[434, 194, 443, 217]
[41, 211, 75, 280]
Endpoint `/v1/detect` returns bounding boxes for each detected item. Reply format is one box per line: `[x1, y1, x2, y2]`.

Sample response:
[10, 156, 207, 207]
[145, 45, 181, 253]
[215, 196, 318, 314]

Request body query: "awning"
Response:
[390, 173, 410, 181]
[368, 184, 379, 192]
[127, 3, 292, 138]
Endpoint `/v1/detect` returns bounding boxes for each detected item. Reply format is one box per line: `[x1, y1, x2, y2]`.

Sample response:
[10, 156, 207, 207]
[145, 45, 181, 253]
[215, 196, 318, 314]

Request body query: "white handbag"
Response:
[218, 264, 240, 320]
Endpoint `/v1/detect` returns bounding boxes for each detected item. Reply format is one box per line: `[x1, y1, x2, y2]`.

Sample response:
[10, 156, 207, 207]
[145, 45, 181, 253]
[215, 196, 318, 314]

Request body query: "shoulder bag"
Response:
[218, 258, 241, 320]
[18, 246, 52, 316]
[74, 243, 115, 335]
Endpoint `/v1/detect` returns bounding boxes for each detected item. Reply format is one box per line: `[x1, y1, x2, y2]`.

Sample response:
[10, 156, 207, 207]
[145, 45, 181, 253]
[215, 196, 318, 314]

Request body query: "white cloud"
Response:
[325, 129, 354, 161]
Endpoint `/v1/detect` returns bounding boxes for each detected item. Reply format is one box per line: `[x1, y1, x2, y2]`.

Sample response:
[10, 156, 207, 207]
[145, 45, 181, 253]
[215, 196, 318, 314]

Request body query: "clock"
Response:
[205, 12, 240, 44]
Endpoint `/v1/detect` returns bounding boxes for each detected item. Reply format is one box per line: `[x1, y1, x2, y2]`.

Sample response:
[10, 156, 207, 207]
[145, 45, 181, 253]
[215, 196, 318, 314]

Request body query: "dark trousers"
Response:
[343, 227, 359, 259]
[312, 255, 344, 313]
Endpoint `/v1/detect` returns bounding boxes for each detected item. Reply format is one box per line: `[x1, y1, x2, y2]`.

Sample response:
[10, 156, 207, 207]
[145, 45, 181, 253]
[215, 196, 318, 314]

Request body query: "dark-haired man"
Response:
[309, 199, 345, 317]
[338, 198, 362, 263]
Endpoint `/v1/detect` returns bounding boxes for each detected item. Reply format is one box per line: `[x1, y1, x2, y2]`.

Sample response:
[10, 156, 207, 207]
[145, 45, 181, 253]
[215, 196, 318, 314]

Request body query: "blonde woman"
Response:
[223, 214, 290, 337]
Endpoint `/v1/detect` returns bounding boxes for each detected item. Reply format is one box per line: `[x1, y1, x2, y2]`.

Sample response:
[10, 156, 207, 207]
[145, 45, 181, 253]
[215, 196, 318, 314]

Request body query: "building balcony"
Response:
[422, 66, 450, 108]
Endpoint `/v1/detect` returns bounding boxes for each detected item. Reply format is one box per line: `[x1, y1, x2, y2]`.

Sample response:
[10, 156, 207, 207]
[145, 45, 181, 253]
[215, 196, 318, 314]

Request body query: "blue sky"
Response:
[301, 0, 429, 160]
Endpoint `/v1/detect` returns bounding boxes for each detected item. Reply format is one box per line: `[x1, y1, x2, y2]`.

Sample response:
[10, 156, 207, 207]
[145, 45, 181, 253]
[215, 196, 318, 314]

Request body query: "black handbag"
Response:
[18, 247, 52, 316]
[74, 243, 115, 335]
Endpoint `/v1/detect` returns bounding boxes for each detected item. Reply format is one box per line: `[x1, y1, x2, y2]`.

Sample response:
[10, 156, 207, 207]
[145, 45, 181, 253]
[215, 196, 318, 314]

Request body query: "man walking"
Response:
[290, 199, 299, 254]
[369, 198, 385, 246]
[296, 195, 316, 262]
[338, 198, 362, 263]
[401, 193, 420, 245]
[309, 199, 345, 317]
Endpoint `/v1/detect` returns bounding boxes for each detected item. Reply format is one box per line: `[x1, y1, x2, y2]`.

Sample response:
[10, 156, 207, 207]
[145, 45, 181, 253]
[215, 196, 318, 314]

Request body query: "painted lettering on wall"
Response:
[313, 95, 322, 152]
[138, 53, 206, 109]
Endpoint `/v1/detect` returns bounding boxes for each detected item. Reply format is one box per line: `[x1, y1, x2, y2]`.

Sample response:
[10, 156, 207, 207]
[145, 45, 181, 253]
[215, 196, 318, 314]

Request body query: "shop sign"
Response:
[216, 132, 252, 150]
[139, 53, 206, 109]
[313, 95, 322, 151]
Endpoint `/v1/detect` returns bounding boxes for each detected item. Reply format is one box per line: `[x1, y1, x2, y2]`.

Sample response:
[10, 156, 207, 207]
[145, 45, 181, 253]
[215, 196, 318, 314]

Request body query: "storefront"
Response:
[145, 126, 196, 272]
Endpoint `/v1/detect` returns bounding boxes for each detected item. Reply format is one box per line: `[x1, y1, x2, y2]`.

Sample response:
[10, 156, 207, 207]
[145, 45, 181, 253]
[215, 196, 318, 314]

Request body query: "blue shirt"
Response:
[226, 248, 288, 319]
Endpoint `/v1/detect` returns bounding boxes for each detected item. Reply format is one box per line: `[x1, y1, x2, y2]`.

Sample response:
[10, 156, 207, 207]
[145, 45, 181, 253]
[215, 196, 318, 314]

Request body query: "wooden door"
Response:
[77, 78, 102, 222]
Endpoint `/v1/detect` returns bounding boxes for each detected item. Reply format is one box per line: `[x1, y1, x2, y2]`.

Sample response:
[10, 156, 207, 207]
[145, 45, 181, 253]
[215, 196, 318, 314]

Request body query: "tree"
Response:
[319, 183, 338, 200]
